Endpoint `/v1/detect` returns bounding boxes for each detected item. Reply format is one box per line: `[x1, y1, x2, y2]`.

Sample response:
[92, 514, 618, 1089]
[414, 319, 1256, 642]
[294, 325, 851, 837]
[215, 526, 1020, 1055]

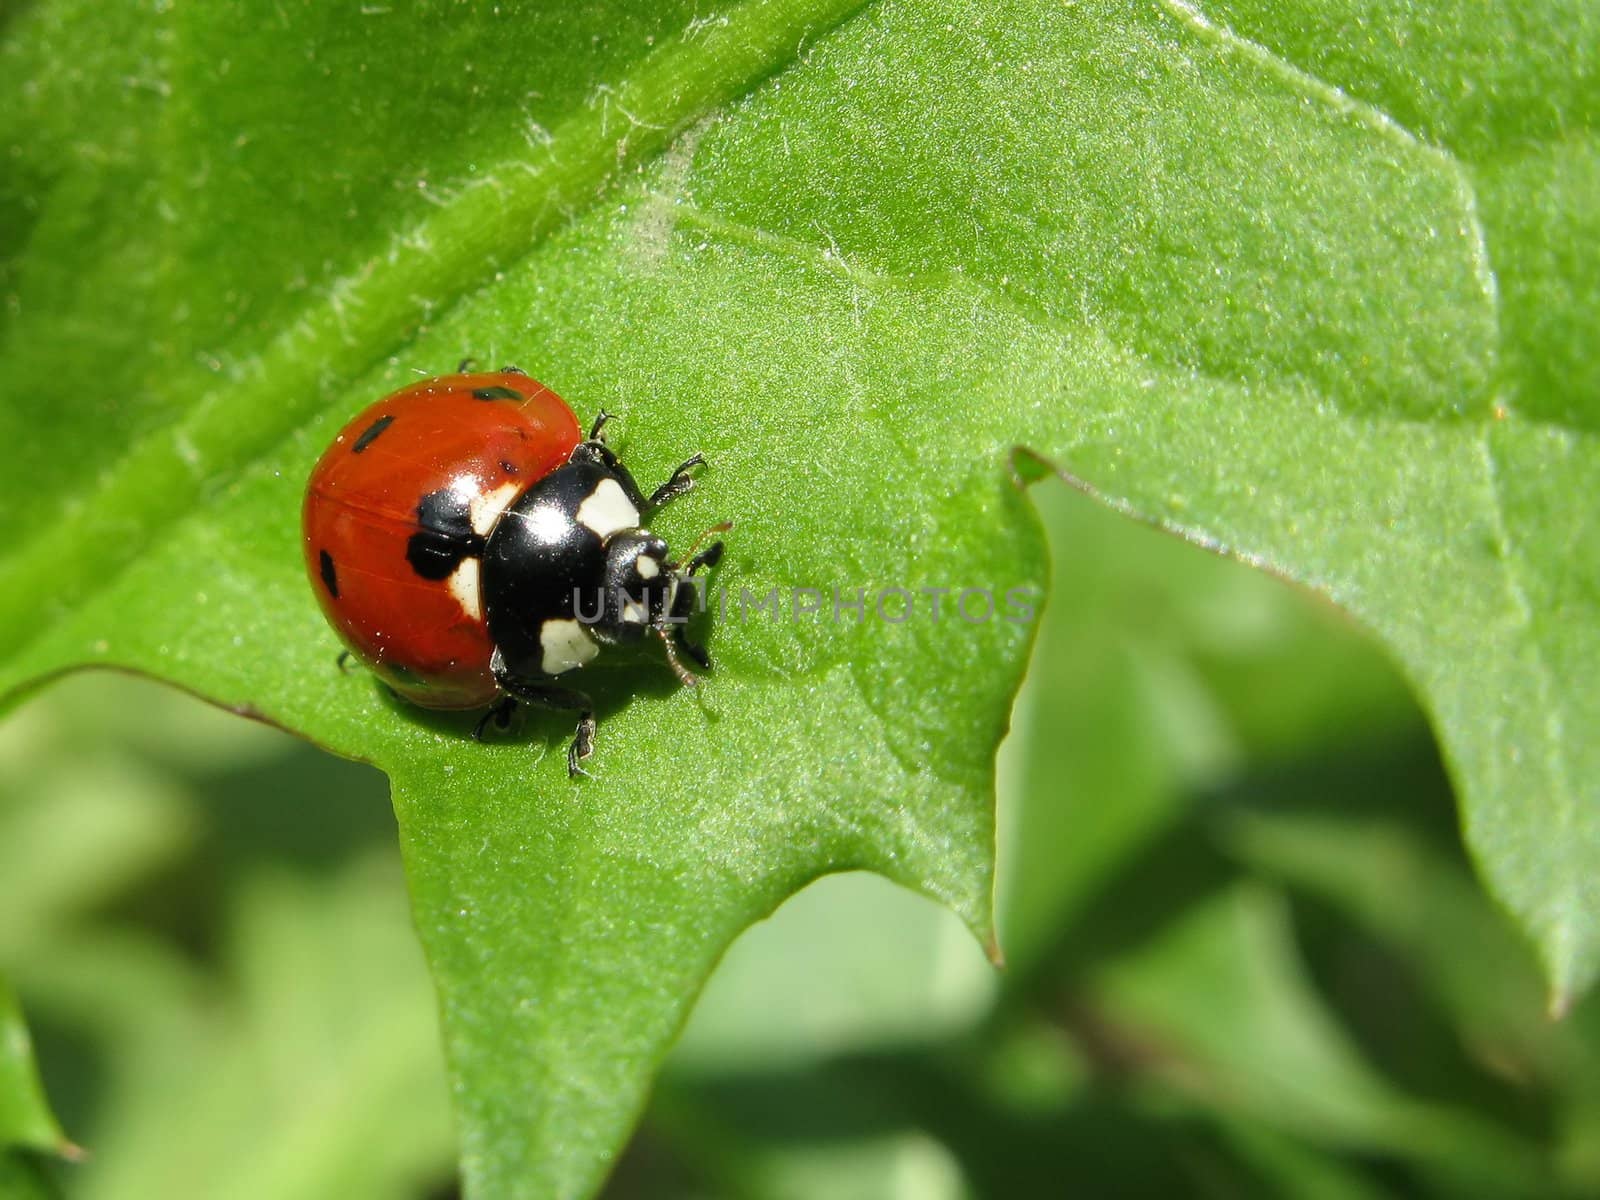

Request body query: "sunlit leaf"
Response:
[2, 0, 1593, 1193]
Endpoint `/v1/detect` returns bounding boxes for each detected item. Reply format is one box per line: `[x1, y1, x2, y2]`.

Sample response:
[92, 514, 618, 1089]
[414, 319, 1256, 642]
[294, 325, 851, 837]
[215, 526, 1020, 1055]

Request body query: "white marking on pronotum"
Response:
[635, 556, 660, 579]
[540, 619, 600, 674]
[470, 480, 522, 537]
[447, 559, 483, 622]
[621, 598, 649, 624]
[576, 478, 639, 539]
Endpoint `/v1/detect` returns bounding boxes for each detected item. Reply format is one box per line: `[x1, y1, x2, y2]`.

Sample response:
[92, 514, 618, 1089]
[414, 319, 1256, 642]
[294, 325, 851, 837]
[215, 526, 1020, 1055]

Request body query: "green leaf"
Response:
[1, 0, 1594, 1195]
[0, 672, 453, 1197]
[0, 979, 70, 1163]
[59, 859, 455, 1200]
[671, 872, 995, 1072]
[997, 483, 1419, 978]
[1180, 0, 1600, 1021]
[0, 1152, 59, 1200]
[0, 708, 197, 964]
[1092, 885, 1551, 1191]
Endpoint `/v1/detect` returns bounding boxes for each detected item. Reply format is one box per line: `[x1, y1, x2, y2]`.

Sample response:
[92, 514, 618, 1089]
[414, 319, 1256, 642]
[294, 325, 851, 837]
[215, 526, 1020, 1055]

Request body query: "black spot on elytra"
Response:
[352, 413, 394, 453]
[500, 459, 519, 475]
[472, 385, 523, 402]
[405, 486, 486, 580]
[319, 549, 339, 597]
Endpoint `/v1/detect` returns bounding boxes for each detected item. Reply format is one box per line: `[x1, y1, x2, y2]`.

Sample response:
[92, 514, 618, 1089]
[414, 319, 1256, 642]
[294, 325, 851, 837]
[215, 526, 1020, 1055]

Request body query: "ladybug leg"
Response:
[661, 541, 719, 675]
[576, 439, 655, 511]
[495, 700, 519, 731]
[457, 356, 478, 373]
[612, 461, 653, 511]
[568, 713, 598, 776]
[647, 453, 705, 509]
[677, 630, 712, 672]
[502, 682, 596, 777]
[661, 528, 725, 674]
[686, 539, 725, 575]
[500, 364, 528, 375]
[572, 428, 705, 516]
[472, 696, 520, 742]
[335, 649, 353, 673]
[491, 652, 598, 777]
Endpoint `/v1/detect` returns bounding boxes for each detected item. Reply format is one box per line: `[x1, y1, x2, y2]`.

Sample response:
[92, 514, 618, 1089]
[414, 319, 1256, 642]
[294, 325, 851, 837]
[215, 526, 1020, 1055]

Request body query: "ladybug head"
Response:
[595, 523, 727, 682]
[599, 530, 673, 643]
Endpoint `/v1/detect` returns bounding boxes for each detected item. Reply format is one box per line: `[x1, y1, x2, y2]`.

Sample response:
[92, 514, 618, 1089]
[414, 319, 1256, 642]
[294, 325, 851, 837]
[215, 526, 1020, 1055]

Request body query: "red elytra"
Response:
[302, 371, 583, 709]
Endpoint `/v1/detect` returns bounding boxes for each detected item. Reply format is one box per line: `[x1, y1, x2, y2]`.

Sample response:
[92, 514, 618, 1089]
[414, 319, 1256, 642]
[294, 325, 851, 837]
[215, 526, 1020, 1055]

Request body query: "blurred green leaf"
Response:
[738, 1133, 969, 1200]
[0, 675, 446, 1199]
[999, 482, 1420, 981]
[0, 979, 69, 1162]
[1223, 807, 1551, 1058]
[1214, 1121, 1400, 1200]
[672, 872, 994, 1073]
[1, 1, 1595, 1194]
[0, 1152, 59, 1200]
[649, 1080, 974, 1200]
[0, 729, 195, 963]
[49, 858, 454, 1200]
[1092, 885, 1552, 1193]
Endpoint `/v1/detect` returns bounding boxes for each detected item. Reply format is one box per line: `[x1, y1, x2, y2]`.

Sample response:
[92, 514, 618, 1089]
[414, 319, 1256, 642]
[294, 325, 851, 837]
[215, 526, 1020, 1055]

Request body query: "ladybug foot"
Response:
[686, 538, 725, 575]
[489, 655, 599, 777]
[567, 713, 597, 778]
[648, 453, 705, 508]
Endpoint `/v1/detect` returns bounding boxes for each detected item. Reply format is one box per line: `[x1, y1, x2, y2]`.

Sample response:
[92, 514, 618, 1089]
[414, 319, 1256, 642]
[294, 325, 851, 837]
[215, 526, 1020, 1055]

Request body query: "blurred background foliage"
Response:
[4, 482, 1597, 1200]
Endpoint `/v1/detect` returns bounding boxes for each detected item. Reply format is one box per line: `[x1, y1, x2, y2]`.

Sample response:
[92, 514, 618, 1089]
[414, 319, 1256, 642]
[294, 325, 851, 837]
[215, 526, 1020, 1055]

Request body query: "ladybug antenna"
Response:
[657, 628, 701, 687]
[677, 521, 732, 576]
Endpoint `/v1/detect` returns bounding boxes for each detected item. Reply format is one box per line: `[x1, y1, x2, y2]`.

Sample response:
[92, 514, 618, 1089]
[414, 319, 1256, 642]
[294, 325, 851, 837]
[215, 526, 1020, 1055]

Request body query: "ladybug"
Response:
[302, 366, 725, 775]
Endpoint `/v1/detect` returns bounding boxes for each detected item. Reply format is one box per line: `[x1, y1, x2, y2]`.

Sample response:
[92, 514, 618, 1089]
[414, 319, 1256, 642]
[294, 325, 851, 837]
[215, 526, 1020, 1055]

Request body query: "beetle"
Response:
[303, 367, 724, 774]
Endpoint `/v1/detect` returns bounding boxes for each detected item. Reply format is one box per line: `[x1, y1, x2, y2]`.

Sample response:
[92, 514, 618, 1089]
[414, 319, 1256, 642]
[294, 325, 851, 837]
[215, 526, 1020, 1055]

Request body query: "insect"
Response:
[302, 366, 725, 776]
